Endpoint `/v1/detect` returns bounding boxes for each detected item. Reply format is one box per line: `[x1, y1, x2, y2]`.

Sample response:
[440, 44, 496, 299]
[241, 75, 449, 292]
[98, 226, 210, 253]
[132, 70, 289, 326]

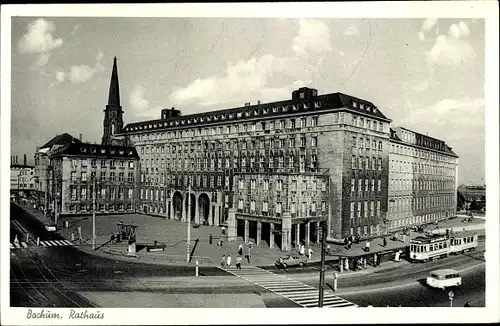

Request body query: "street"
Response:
[10, 205, 486, 308]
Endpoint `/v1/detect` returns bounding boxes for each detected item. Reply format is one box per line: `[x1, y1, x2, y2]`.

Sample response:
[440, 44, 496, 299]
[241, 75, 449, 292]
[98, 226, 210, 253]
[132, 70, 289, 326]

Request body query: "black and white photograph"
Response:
[1, 2, 499, 325]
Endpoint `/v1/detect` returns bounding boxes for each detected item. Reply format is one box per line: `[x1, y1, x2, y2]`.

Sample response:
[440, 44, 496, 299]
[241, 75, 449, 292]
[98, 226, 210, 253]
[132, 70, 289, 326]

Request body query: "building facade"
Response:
[100, 59, 459, 251]
[47, 143, 140, 217]
[10, 155, 35, 199]
[34, 133, 82, 212]
[116, 84, 392, 249]
[387, 127, 459, 230]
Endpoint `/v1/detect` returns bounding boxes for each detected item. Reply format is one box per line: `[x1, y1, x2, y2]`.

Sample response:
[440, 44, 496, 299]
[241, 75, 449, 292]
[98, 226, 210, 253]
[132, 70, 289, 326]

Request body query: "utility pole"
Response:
[187, 184, 191, 263]
[318, 220, 327, 307]
[92, 179, 96, 250]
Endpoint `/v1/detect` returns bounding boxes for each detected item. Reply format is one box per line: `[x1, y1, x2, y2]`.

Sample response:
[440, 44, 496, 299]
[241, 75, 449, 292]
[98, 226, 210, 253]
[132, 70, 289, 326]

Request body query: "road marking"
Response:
[221, 266, 357, 308]
[21, 242, 28, 248]
[10, 243, 14, 249]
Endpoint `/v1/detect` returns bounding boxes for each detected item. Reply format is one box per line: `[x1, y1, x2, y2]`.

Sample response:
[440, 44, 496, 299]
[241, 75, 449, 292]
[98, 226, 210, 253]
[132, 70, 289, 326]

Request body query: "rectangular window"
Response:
[364, 201, 368, 218]
[263, 201, 268, 212]
[276, 202, 282, 214]
[81, 172, 87, 182]
[358, 179, 362, 193]
[264, 179, 269, 191]
[351, 179, 355, 193]
[238, 199, 244, 210]
[311, 136, 317, 147]
[377, 200, 381, 216]
[371, 179, 375, 192]
[251, 179, 256, 190]
[71, 171, 76, 181]
[119, 172, 124, 181]
[250, 200, 256, 212]
[378, 179, 381, 192]
[101, 171, 106, 182]
[370, 201, 374, 217]
[128, 172, 134, 182]
[350, 202, 355, 219]
[276, 180, 283, 191]
[128, 188, 133, 199]
[357, 202, 361, 218]
[312, 116, 318, 126]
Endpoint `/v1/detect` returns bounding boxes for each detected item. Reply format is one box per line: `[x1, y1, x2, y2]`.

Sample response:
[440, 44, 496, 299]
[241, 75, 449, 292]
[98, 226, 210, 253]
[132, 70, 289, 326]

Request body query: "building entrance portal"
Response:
[198, 193, 210, 224]
[249, 221, 257, 244]
[262, 222, 271, 246]
[236, 219, 245, 239]
[172, 191, 183, 220]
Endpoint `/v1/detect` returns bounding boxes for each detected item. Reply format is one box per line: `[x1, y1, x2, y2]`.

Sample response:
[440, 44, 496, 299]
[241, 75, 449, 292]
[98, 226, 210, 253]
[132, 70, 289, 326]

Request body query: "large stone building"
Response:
[47, 142, 140, 217]
[102, 58, 459, 251]
[387, 127, 459, 231]
[33, 133, 82, 212]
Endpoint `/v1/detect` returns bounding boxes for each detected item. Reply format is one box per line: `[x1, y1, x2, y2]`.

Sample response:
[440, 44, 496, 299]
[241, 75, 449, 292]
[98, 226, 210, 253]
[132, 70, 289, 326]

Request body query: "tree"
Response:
[457, 191, 466, 210]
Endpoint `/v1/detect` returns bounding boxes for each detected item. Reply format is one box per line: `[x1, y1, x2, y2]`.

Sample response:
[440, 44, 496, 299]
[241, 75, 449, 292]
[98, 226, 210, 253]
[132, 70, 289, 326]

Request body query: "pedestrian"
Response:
[221, 226, 226, 236]
[226, 255, 232, 268]
[307, 247, 314, 259]
[299, 244, 305, 255]
[326, 244, 331, 255]
[247, 246, 252, 264]
[221, 254, 226, 268]
[347, 239, 352, 250]
[365, 240, 370, 252]
[383, 237, 387, 247]
[238, 244, 243, 256]
[373, 253, 378, 267]
[236, 255, 242, 269]
[209, 233, 213, 244]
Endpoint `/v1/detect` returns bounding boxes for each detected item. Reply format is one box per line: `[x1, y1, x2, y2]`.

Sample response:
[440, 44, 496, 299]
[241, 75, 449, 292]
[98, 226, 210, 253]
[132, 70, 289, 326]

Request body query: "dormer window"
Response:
[272, 107, 279, 113]
[373, 108, 378, 114]
[100, 149, 106, 154]
[300, 92, 305, 99]
[91, 148, 97, 154]
[263, 108, 268, 114]
[110, 150, 116, 154]
[360, 103, 365, 110]
[119, 150, 124, 155]
[353, 101, 357, 108]
[81, 147, 87, 153]
[367, 106, 371, 112]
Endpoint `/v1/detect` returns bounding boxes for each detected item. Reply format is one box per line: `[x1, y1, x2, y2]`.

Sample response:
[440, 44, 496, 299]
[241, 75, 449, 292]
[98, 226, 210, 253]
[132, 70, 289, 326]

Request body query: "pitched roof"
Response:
[40, 133, 82, 150]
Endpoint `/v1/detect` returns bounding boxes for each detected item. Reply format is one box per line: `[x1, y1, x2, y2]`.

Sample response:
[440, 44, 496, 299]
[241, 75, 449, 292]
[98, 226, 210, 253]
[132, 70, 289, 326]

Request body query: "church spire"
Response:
[107, 56, 120, 107]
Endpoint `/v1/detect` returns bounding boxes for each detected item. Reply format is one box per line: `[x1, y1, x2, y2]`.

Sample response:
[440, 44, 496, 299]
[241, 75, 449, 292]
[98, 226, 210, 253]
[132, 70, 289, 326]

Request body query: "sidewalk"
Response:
[17, 202, 485, 269]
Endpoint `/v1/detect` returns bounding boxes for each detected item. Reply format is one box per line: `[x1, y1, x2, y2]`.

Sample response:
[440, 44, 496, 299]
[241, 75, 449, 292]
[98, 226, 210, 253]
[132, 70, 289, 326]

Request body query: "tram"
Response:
[408, 230, 478, 263]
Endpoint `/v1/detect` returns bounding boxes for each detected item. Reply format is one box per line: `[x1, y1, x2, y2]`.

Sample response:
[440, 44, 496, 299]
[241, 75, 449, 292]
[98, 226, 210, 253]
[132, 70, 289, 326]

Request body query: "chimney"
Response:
[257, 100, 261, 105]
[79, 133, 82, 141]
[24, 154, 27, 166]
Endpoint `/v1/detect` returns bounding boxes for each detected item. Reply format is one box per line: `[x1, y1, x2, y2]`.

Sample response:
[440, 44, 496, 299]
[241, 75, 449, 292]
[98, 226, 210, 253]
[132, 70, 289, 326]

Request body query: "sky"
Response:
[10, 17, 485, 184]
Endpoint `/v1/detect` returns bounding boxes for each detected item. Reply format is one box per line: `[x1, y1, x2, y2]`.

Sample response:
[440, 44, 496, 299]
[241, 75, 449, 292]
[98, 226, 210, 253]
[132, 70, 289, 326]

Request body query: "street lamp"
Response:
[186, 184, 192, 263]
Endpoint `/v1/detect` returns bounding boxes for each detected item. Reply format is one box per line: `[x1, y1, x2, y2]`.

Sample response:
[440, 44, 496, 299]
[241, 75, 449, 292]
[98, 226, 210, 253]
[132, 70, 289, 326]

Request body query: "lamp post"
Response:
[187, 184, 191, 263]
[318, 220, 327, 307]
[92, 179, 97, 250]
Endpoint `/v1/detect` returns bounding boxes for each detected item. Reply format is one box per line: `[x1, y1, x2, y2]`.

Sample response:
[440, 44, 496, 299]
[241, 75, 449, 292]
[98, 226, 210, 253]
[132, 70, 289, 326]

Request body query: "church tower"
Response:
[101, 57, 124, 145]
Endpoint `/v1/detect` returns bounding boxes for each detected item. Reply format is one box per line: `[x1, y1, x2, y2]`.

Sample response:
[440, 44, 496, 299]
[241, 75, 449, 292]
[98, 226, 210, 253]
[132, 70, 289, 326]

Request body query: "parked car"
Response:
[275, 254, 307, 269]
[45, 224, 57, 232]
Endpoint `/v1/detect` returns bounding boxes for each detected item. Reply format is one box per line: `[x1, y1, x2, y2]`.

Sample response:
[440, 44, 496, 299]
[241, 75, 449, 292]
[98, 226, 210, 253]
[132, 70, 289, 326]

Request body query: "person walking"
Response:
[299, 244, 305, 255]
[365, 240, 371, 252]
[236, 255, 242, 269]
[226, 255, 232, 268]
[221, 254, 226, 268]
[307, 247, 314, 260]
[209, 233, 213, 244]
[238, 244, 243, 256]
[383, 237, 387, 247]
[246, 246, 252, 264]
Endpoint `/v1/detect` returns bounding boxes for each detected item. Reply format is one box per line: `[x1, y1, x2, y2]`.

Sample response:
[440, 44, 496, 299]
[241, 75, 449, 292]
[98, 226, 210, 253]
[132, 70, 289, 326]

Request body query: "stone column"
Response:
[214, 204, 220, 226]
[194, 194, 200, 224]
[167, 200, 172, 220]
[305, 222, 310, 246]
[256, 221, 262, 246]
[244, 219, 249, 242]
[227, 208, 237, 242]
[182, 196, 187, 222]
[282, 213, 292, 252]
[316, 221, 320, 243]
[208, 204, 213, 226]
[295, 223, 301, 247]
[269, 224, 275, 248]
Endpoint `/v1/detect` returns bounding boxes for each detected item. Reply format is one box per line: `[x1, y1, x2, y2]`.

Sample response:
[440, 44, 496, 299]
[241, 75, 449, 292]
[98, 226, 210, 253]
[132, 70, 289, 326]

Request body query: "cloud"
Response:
[418, 18, 438, 42]
[425, 34, 476, 67]
[448, 21, 470, 39]
[17, 18, 63, 68]
[129, 86, 150, 112]
[170, 19, 332, 109]
[403, 96, 485, 132]
[70, 24, 81, 36]
[66, 65, 98, 83]
[292, 19, 332, 57]
[50, 51, 105, 87]
[425, 21, 475, 68]
[344, 24, 359, 36]
[56, 71, 66, 82]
